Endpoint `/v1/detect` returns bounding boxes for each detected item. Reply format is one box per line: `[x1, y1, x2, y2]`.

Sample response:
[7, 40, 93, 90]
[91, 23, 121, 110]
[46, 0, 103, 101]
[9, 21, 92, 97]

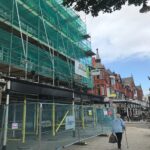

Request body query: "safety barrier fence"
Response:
[0, 102, 115, 150]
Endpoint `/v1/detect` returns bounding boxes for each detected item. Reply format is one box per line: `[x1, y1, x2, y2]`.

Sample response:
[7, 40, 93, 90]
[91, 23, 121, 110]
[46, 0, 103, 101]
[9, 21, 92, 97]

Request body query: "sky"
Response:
[80, 4, 150, 95]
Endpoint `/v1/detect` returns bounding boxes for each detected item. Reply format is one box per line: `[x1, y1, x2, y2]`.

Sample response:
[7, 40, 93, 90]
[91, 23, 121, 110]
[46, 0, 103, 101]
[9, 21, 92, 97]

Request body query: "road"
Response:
[65, 122, 150, 150]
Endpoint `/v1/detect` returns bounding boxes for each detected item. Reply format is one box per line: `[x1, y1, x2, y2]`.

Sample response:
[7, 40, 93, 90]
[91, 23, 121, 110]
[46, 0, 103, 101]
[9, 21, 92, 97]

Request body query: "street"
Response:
[65, 122, 150, 150]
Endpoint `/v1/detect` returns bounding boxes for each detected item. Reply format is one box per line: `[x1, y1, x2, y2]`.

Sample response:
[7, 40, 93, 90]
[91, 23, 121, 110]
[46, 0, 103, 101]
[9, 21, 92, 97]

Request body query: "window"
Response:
[107, 88, 110, 96]
[111, 78, 115, 85]
[100, 72, 104, 79]
[101, 86, 105, 95]
[98, 88, 100, 95]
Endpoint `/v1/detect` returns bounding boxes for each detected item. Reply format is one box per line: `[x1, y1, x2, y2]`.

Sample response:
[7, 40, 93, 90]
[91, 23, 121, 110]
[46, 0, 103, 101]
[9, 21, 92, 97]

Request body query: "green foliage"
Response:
[63, 0, 148, 16]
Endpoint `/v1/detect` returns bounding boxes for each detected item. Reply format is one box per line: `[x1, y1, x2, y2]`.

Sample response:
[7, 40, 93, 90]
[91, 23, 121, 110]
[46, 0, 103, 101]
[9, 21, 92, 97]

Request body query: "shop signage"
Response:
[91, 69, 100, 76]
[108, 93, 117, 98]
[75, 61, 89, 78]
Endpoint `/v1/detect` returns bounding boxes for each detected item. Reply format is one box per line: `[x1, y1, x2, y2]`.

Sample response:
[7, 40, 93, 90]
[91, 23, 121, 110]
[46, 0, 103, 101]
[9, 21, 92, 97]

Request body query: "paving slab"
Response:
[65, 123, 150, 150]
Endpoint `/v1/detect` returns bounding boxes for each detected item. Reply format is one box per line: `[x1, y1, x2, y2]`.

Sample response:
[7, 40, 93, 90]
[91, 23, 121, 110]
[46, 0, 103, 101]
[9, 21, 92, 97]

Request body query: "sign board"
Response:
[103, 110, 108, 116]
[104, 97, 109, 102]
[12, 123, 18, 130]
[75, 61, 89, 78]
[108, 93, 116, 98]
[91, 69, 100, 76]
[88, 110, 92, 116]
[65, 116, 75, 130]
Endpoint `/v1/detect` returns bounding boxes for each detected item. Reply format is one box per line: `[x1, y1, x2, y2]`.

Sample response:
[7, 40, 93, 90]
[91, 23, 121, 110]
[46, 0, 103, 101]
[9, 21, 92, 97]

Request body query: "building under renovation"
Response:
[0, 0, 93, 86]
[0, 1, 148, 150]
[0, 1, 108, 150]
[0, 0, 103, 104]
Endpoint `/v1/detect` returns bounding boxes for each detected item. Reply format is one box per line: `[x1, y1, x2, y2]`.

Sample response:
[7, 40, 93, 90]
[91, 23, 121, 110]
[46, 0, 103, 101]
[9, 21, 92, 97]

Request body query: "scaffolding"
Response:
[0, 0, 93, 89]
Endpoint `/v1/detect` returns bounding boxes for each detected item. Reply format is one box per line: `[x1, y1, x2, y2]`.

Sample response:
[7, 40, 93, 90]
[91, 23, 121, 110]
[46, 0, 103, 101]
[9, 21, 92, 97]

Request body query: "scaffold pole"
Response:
[2, 81, 11, 150]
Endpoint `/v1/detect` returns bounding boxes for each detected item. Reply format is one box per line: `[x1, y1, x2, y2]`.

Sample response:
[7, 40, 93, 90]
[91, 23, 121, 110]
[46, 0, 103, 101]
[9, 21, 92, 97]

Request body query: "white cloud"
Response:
[85, 5, 150, 63]
[143, 88, 150, 96]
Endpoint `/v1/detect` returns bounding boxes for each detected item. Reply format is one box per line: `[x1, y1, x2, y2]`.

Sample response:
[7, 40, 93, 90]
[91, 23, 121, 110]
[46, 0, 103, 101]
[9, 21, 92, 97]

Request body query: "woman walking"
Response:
[112, 113, 126, 150]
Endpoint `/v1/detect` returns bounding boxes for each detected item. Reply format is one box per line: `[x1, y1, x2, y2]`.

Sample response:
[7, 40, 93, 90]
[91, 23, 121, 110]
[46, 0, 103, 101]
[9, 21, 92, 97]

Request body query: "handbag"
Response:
[109, 133, 117, 143]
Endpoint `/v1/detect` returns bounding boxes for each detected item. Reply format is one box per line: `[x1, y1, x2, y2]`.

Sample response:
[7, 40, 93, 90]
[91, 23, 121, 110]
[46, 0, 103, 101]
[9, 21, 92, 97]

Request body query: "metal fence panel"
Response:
[0, 102, 116, 150]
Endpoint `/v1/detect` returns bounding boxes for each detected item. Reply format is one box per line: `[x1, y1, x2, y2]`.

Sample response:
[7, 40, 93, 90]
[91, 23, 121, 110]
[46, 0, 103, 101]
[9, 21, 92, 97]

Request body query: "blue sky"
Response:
[105, 57, 150, 95]
[80, 4, 150, 95]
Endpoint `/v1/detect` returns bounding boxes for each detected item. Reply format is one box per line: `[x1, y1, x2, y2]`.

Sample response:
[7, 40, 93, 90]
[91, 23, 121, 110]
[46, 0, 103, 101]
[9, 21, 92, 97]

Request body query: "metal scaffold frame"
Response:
[0, 0, 93, 89]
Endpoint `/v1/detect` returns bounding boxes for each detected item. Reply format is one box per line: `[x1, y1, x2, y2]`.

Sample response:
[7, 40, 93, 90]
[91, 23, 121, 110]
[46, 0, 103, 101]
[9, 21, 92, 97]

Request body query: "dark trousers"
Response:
[115, 132, 123, 149]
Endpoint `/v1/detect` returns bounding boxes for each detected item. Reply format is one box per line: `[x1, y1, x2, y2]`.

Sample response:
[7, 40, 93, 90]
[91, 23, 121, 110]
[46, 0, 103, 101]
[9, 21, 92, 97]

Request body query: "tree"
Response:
[63, 0, 150, 16]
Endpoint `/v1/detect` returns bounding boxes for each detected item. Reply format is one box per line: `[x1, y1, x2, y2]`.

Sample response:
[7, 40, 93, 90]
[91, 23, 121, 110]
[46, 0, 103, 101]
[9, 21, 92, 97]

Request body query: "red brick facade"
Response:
[91, 50, 143, 101]
[135, 85, 144, 101]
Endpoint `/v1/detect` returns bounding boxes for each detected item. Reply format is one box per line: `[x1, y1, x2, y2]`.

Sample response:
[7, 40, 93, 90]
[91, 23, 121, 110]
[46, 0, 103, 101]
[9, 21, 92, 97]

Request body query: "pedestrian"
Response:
[111, 113, 126, 150]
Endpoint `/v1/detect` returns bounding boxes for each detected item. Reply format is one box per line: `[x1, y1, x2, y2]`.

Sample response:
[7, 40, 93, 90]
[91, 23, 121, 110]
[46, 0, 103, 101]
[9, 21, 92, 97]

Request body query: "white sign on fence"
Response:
[12, 123, 18, 130]
[65, 116, 75, 130]
[103, 110, 108, 116]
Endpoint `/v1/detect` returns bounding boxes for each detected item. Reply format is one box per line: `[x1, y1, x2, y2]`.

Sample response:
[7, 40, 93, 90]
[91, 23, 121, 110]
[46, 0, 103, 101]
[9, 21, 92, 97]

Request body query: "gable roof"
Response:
[122, 77, 134, 86]
[136, 85, 142, 90]
[106, 69, 113, 75]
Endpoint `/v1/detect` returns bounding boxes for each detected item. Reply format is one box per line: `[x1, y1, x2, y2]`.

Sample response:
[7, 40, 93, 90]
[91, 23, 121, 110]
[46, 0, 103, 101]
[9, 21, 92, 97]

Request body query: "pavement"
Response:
[64, 122, 150, 150]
